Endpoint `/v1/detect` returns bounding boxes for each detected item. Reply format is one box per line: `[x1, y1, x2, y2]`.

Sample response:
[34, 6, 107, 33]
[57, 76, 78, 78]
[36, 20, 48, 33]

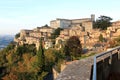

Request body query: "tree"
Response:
[16, 45, 26, 56]
[5, 42, 15, 52]
[99, 34, 104, 42]
[94, 15, 112, 30]
[50, 28, 63, 39]
[36, 39, 45, 73]
[43, 24, 49, 27]
[64, 36, 82, 60]
[15, 33, 20, 39]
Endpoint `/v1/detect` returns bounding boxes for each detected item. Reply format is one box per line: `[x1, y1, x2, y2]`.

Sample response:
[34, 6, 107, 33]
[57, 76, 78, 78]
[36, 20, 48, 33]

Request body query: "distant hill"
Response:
[0, 35, 14, 50]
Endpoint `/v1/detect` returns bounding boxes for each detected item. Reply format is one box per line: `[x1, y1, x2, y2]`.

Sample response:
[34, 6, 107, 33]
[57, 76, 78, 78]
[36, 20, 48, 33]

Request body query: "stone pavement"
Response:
[56, 56, 94, 80]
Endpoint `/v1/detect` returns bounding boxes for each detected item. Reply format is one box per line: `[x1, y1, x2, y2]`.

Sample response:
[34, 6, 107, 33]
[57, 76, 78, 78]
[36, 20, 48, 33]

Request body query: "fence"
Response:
[92, 46, 120, 80]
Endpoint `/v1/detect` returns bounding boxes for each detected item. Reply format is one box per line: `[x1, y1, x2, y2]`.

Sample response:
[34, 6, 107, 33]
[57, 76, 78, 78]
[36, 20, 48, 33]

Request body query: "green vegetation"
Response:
[94, 15, 112, 30]
[44, 48, 64, 73]
[50, 28, 63, 39]
[0, 42, 41, 79]
[0, 42, 41, 80]
[50, 28, 63, 45]
[43, 24, 49, 27]
[0, 38, 65, 80]
[4, 42, 16, 51]
[15, 33, 20, 39]
[80, 52, 96, 59]
[64, 36, 82, 60]
[36, 40, 45, 74]
[16, 44, 36, 56]
[0, 35, 100, 80]
[99, 34, 104, 42]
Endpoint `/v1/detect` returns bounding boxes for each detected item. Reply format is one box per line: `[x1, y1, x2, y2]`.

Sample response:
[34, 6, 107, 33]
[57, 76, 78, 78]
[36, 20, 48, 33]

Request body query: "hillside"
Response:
[0, 39, 64, 80]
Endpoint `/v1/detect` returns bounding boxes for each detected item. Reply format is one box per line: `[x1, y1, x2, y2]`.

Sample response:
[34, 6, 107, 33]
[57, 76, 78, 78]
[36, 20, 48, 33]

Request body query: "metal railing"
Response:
[92, 46, 120, 80]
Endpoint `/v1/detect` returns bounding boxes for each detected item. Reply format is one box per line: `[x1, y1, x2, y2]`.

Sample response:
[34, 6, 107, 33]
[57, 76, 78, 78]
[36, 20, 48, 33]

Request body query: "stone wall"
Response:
[56, 26, 99, 48]
[50, 20, 60, 29]
[60, 19, 71, 28]
[52, 68, 60, 80]
[106, 20, 120, 39]
[50, 15, 94, 31]
[20, 29, 33, 39]
[83, 21, 93, 32]
[15, 27, 54, 50]
[29, 32, 41, 38]
[71, 18, 91, 24]
[112, 21, 120, 26]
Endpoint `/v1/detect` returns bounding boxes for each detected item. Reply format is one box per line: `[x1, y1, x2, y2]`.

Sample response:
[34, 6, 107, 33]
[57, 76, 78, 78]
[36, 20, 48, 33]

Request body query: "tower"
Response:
[91, 14, 95, 21]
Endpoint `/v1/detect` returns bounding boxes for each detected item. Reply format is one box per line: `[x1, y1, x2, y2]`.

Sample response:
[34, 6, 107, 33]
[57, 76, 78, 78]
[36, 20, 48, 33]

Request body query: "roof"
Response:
[37, 26, 54, 29]
[71, 18, 91, 21]
[50, 18, 92, 22]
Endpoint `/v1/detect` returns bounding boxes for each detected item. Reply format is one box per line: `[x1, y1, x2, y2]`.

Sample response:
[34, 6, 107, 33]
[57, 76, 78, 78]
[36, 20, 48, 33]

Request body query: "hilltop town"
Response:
[1, 14, 120, 80]
[14, 14, 120, 53]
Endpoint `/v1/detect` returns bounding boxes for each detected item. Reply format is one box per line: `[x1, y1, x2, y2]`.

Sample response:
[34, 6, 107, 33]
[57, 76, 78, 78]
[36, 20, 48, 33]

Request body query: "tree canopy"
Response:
[94, 15, 112, 30]
[43, 24, 49, 27]
[64, 36, 82, 60]
[15, 33, 20, 39]
[50, 28, 63, 39]
[36, 40, 45, 73]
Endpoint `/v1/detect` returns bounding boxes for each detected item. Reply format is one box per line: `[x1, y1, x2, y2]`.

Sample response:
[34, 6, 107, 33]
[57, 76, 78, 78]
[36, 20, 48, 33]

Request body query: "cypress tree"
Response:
[37, 38, 45, 73]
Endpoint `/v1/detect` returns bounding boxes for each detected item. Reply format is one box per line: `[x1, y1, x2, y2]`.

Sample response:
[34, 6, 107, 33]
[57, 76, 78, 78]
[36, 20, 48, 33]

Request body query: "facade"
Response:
[55, 26, 86, 48]
[15, 26, 55, 50]
[44, 40, 53, 49]
[50, 14, 95, 32]
[50, 19, 71, 29]
[112, 21, 120, 26]
[107, 20, 120, 39]
[16, 16, 120, 51]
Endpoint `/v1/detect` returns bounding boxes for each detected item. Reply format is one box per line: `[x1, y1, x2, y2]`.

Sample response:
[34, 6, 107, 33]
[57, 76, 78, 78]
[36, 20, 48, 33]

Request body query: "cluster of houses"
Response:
[14, 26, 54, 50]
[14, 14, 120, 51]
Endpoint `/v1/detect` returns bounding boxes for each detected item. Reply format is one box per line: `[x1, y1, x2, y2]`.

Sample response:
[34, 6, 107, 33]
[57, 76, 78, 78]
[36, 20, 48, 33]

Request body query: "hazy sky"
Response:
[0, 0, 120, 35]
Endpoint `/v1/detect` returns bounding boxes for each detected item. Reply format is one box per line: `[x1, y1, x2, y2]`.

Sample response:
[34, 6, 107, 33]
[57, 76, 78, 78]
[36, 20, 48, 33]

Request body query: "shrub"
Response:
[15, 33, 20, 39]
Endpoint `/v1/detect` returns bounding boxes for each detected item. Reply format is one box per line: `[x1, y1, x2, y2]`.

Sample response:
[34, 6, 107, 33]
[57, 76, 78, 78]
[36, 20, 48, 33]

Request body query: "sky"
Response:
[0, 0, 120, 35]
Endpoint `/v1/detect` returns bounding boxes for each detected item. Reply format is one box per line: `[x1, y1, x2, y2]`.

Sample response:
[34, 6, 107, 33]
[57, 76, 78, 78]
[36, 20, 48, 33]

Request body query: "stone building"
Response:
[107, 20, 120, 39]
[44, 40, 53, 49]
[55, 26, 87, 48]
[20, 30, 33, 39]
[33, 26, 54, 37]
[55, 26, 107, 50]
[15, 26, 55, 50]
[50, 14, 95, 32]
[112, 20, 120, 26]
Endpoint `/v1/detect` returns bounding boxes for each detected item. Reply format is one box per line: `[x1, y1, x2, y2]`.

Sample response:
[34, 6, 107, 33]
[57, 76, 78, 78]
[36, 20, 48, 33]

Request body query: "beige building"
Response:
[107, 20, 120, 39]
[112, 21, 120, 26]
[15, 26, 55, 50]
[50, 14, 95, 32]
[55, 26, 87, 48]
[44, 40, 53, 49]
